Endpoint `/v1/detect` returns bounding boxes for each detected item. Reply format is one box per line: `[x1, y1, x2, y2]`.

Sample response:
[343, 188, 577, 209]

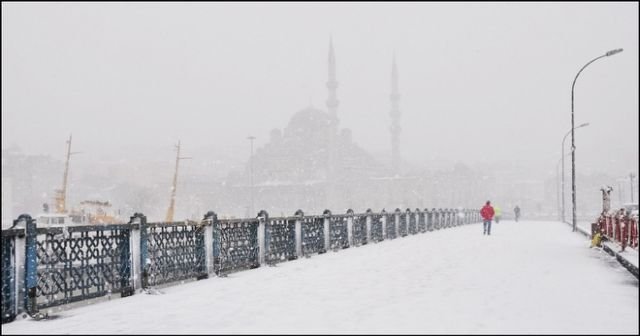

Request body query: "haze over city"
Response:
[2, 2, 638, 221]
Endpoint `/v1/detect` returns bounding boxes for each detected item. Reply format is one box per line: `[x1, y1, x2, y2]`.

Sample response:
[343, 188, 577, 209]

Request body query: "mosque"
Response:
[222, 38, 413, 217]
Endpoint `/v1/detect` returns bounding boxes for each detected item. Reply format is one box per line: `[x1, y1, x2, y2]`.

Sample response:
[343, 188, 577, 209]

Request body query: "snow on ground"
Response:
[2, 221, 638, 335]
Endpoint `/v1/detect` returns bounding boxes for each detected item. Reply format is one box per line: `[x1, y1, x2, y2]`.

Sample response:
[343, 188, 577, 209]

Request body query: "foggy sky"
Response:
[2, 2, 638, 178]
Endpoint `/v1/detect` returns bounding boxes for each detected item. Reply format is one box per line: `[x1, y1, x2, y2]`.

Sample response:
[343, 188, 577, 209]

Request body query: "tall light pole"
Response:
[248, 136, 256, 216]
[571, 48, 623, 232]
[561, 122, 589, 223]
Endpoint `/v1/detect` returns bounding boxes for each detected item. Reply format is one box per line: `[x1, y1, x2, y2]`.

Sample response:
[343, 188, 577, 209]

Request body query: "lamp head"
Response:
[605, 48, 623, 57]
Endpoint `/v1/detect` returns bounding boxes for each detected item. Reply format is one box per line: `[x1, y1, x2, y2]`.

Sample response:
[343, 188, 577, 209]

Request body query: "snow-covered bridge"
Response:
[2, 219, 638, 334]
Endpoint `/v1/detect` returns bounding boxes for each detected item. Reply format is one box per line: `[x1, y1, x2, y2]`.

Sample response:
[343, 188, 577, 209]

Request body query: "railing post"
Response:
[14, 227, 26, 319]
[447, 209, 450, 227]
[443, 209, 447, 228]
[394, 208, 400, 238]
[346, 209, 354, 247]
[128, 213, 144, 291]
[138, 213, 149, 290]
[381, 209, 387, 239]
[631, 217, 638, 249]
[424, 208, 429, 231]
[323, 209, 331, 252]
[119, 223, 134, 297]
[442, 208, 447, 228]
[608, 214, 613, 238]
[415, 208, 422, 233]
[2, 224, 23, 323]
[614, 214, 620, 243]
[21, 214, 38, 317]
[408, 208, 413, 234]
[294, 209, 304, 258]
[195, 213, 209, 280]
[258, 210, 268, 266]
[365, 209, 372, 243]
[212, 213, 224, 276]
[203, 211, 216, 276]
[618, 212, 629, 252]
[441, 209, 446, 228]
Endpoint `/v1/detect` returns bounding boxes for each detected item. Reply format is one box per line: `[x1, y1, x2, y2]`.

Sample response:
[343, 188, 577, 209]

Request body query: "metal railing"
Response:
[1, 207, 481, 323]
[594, 211, 639, 252]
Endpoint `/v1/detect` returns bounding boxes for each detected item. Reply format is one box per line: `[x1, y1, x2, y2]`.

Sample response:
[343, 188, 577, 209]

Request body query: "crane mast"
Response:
[165, 141, 190, 222]
[55, 135, 76, 213]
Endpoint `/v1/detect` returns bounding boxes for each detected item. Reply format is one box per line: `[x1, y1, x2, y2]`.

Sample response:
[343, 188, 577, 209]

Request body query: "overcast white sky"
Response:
[2, 2, 638, 177]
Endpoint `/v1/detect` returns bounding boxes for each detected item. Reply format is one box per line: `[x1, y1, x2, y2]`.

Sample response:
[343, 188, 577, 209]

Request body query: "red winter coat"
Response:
[481, 204, 495, 220]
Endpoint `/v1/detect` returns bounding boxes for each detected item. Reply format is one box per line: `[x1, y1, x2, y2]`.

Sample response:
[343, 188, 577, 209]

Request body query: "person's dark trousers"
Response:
[483, 220, 492, 235]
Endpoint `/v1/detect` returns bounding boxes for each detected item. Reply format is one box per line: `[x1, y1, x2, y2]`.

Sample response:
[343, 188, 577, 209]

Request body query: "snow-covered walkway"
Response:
[2, 220, 638, 334]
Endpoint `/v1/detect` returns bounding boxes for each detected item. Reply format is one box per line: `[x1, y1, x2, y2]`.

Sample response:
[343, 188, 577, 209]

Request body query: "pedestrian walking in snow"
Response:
[481, 201, 495, 235]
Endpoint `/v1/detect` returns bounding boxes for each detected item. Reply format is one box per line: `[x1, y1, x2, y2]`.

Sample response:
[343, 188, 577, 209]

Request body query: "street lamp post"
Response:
[570, 48, 623, 232]
[248, 136, 256, 216]
[561, 122, 589, 223]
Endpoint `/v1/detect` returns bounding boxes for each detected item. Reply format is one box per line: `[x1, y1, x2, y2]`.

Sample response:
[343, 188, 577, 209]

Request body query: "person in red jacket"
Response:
[480, 200, 495, 235]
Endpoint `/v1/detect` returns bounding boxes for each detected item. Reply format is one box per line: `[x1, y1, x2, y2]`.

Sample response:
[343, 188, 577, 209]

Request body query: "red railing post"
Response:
[614, 215, 621, 245]
[631, 218, 638, 249]
[620, 216, 629, 251]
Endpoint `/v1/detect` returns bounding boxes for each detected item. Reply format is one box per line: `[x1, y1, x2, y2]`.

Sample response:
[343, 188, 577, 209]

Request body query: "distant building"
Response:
[220, 39, 397, 216]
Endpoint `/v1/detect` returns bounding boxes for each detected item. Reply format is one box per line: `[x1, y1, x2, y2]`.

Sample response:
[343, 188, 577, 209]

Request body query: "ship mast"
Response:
[165, 141, 191, 222]
[55, 134, 79, 213]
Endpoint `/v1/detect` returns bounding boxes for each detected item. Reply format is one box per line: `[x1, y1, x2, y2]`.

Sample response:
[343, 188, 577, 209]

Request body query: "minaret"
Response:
[326, 36, 339, 122]
[390, 54, 401, 175]
[326, 37, 339, 209]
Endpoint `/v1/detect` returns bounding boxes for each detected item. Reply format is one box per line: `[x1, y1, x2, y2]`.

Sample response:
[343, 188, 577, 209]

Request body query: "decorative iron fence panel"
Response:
[370, 214, 384, 242]
[34, 225, 131, 310]
[398, 211, 408, 237]
[426, 210, 433, 231]
[145, 222, 204, 287]
[418, 211, 426, 233]
[330, 216, 349, 250]
[301, 217, 325, 256]
[352, 215, 367, 246]
[385, 213, 396, 239]
[214, 219, 259, 275]
[266, 218, 296, 264]
[2, 230, 19, 323]
[408, 211, 417, 235]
